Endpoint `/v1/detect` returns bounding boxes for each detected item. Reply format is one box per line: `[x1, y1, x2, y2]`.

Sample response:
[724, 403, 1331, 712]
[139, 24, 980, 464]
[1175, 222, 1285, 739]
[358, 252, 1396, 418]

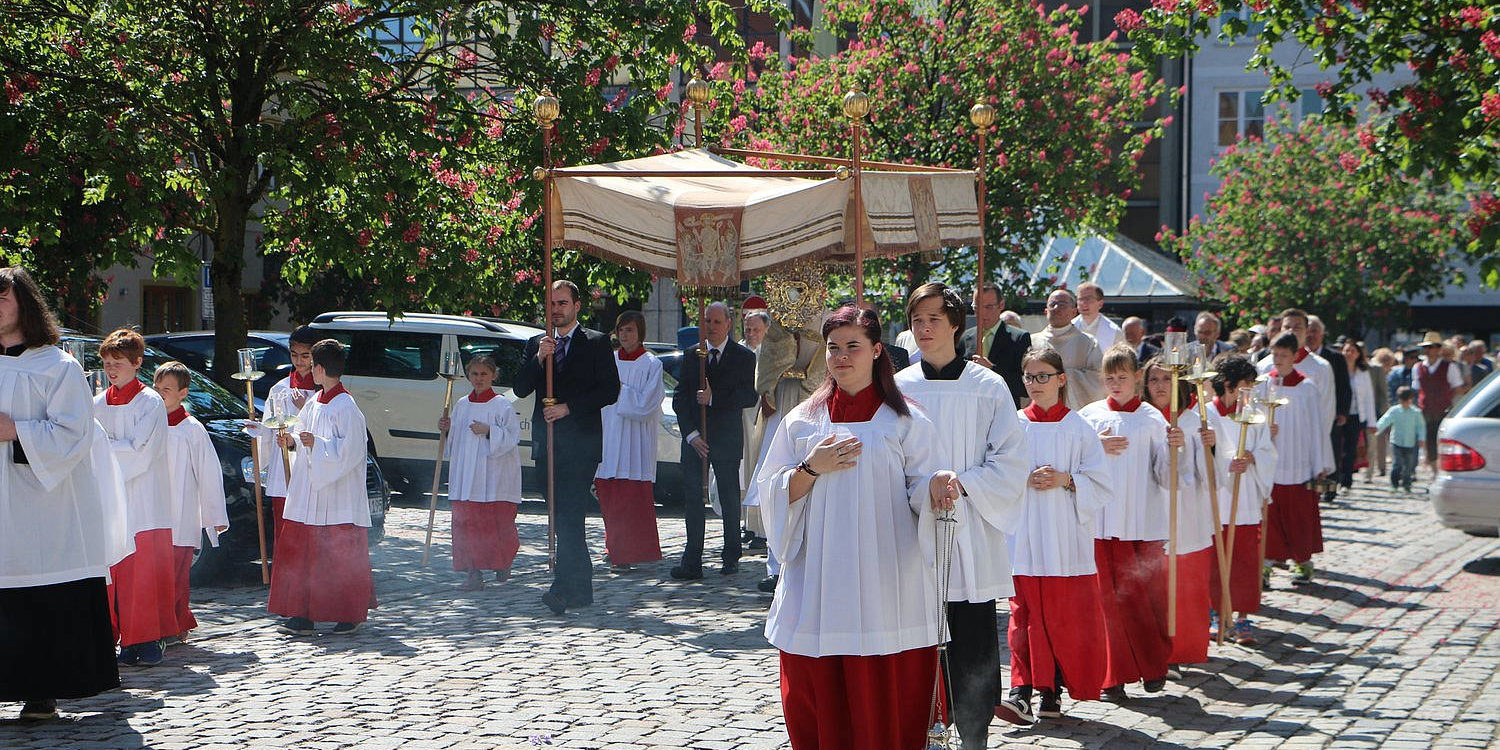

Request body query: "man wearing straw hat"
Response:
[1413, 331, 1466, 474]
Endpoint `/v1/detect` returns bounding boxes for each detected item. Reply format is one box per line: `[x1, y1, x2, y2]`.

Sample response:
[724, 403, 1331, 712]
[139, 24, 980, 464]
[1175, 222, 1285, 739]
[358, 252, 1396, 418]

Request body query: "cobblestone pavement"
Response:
[2, 472, 1498, 749]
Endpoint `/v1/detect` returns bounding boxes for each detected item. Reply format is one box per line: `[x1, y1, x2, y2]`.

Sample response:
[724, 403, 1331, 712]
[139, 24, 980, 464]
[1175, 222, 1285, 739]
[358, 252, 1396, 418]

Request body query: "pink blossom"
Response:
[1482, 92, 1500, 122]
[356, 229, 373, 247]
[1114, 9, 1144, 32]
[403, 222, 422, 243]
[1483, 31, 1500, 58]
[655, 82, 674, 101]
[1458, 6, 1487, 27]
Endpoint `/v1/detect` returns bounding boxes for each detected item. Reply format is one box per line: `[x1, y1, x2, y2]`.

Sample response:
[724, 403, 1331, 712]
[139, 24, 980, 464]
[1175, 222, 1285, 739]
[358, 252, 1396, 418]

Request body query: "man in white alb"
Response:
[1071, 281, 1122, 353]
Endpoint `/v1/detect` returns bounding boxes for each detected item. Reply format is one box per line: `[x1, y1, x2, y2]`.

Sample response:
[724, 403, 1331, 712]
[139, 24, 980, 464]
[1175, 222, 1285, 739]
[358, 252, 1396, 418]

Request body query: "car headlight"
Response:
[661, 413, 680, 438]
[240, 456, 265, 485]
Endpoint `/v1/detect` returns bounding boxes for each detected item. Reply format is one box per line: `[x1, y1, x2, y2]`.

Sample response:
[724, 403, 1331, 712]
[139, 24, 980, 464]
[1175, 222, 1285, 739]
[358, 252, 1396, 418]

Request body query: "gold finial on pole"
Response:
[844, 89, 870, 302]
[685, 77, 712, 147]
[534, 91, 560, 128]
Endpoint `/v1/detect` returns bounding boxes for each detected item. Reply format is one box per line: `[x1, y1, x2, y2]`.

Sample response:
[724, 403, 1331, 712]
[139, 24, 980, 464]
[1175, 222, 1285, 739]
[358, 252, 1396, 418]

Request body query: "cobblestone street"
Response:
[3, 474, 1498, 749]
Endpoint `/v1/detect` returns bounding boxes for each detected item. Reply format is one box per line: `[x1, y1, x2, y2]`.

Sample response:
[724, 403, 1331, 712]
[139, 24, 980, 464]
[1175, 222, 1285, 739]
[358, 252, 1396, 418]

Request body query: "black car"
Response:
[145, 330, 293, 402]
[63, 334, 391, 584]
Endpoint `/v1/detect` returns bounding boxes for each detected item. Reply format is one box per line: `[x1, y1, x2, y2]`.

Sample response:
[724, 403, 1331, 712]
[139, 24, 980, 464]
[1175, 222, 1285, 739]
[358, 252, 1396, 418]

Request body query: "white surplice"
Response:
[244, 375, 317, 498]
[444, 393, 523, 504]
[1204, 403, 1278, 527]
[597, 352, 664, 483]
[1072, 313, 1122, 353]
[896, 362, 1027, 603]
[1078, 400, 1180, 542]
[1168, 407, 1214, 553]
[757, 401, 944, 657]
[1259, 350, 1335, 435]
[284, 390, 370, 527]
[1006, 410, 1112, 577]
[166, 414, 230, 548]
[2, 347, 132, 587]
[94, 384, 171, 536]
[1259, 373, 1333, 485]
[1033, 324, 1104, 410]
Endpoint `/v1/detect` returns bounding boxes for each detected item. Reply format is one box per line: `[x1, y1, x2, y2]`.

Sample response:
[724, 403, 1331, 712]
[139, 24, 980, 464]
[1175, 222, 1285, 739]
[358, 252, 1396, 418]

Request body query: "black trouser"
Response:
[540, 450, 597, 606]
[1332, 418, 1364, 488]
[680, 444, 742, 569]
[943, 599, 1000, 748]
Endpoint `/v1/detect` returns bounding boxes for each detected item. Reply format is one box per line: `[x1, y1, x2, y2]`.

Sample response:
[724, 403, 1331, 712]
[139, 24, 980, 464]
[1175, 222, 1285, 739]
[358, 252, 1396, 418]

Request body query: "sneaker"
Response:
[1262, 563, 1273, 590]
[116, 645, 139, 667]
[459, 571, 485, 591]
[1234, 618, 1259, 646]
[278, 617, 316, 635]
[1143, 678, 1166, 693]
[1166, 667, 1182, 680]
[757, 575, 779, 593]
[1037, 688, 1062, 718]
[1208, 610, 1221, 641]
[331, 622, 362, 635]
[747, 537, 767, 551]
[136, 640, 164, 667]
[720, 561, 740, 575]
[1101, 685, 1129, 702]
[994, 687, 1035, 725]
[18, 699, 57, 721]
[495, 569, 511, 582]
[1291, 562, 1314, 585]
[610, 564, 634, 574]
[669, 565, 704, 581]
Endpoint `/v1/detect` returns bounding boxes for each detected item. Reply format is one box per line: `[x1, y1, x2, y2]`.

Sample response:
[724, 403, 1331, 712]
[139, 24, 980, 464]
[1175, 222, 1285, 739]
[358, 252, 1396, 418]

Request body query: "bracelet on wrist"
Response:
[796, 460, 820, 477]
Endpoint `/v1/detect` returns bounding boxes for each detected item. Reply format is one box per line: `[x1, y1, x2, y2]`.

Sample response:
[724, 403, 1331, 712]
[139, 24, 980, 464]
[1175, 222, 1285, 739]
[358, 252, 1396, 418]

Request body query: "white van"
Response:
[308, 312, 681, 501]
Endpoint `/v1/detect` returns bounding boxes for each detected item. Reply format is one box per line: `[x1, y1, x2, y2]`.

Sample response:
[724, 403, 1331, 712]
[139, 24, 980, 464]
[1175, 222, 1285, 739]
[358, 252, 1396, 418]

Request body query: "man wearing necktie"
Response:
[513, 280, 620, 615]
[671, 302, 758, 580]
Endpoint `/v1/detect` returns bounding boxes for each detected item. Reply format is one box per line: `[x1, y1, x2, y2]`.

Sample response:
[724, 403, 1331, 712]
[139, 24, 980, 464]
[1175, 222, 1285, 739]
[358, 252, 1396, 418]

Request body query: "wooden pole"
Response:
[422, 376, 457, 567]
[707, 145, 968, 173]
[539, 114, 558, 571]
[1258, 401, 1283, 596]
[697, 297, 710, 533]
[851, 120, 865, 304]
[1196, 382, 1233, 644]
[1167, 368, 1180, 637]
[974, 125, 987, 312]
[245, 381, 270, 585]
[1225, 419, 1253, 617]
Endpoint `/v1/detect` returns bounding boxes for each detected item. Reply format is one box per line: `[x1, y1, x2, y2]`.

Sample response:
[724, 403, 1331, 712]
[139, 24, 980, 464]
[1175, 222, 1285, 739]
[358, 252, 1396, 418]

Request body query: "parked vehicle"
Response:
[1431, 369, 1500, 536]
[62, 334, 392, 583]
[145, 330, 292, 402]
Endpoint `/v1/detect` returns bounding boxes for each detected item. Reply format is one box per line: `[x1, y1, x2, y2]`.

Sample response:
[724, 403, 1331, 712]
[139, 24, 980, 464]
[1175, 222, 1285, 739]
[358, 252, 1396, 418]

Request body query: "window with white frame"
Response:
[373, 16, 422, 58]
[1217, 6, 1266, 38]
[1217, 88, 1322, 147]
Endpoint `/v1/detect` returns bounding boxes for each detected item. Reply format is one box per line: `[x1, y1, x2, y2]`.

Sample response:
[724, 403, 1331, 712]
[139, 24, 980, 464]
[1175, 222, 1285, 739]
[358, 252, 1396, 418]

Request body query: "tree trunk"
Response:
[209, 199, 250, 388]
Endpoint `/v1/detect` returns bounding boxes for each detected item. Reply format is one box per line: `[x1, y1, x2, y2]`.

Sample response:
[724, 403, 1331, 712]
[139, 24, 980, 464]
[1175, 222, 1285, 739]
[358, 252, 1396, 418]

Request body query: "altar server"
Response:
[1257, 309, 1335, 447]
[1261, 332, 1334, 585]
[996, 346, 1110, 724]
[1142, 357, 1213, 666]
[0, 267, 127, 720]
[595, 311, 665, 572]
[1205, 355, 1277, 645]
[1078, 344, 1184, 701]
[895, 283, 1026, 748]
[439, 354, 523, 590]
[153, 361, 229, 641]
[268, 339, 376, 635]
[245, 325, 320, 539]
[95, 328, 175, 667]
[758, 305, 960, 750]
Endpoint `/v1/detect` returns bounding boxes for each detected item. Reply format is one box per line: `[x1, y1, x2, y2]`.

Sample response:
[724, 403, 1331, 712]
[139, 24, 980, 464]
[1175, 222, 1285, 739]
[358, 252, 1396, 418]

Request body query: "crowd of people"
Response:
[2, 261, 1492, 749]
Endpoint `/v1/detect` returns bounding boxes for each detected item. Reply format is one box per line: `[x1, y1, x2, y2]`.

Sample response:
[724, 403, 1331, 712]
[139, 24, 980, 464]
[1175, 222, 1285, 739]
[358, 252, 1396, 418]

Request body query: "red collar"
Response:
[289, 369, 316, 391]
[1023, 400, 1070, 423]
[1213, 396, 1233, 417]
[468, 387, 498, 403]
[618, 347, 647, 362]
[1279, 369, 1306, 387]
[167, 406, 189, 426]
[1107, 396, 1143, 412]
[1149, 401, 1186, 421]
[104, 378, 144, 406]
[829, 384, 882, 423]
[317, 382, 349, 404]
[1294, 348, 1312, 363]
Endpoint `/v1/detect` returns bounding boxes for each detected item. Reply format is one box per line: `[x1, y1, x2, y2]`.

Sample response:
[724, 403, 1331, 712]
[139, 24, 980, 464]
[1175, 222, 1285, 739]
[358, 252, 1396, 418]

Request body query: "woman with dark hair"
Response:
[0, 267, 125, 719]
[1337, 339, 1377, 491]
[595, 310, 665, 571]
[756, 304, 961, 750]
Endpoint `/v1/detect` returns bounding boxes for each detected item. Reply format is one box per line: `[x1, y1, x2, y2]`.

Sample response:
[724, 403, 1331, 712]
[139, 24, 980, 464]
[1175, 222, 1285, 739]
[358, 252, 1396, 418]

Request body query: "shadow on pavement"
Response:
[1460, 557, 1500, 576]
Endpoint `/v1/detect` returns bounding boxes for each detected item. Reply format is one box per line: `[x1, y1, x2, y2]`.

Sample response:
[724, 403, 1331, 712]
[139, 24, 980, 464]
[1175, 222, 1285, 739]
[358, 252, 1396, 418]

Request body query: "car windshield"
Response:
[64, 336, 250, 421]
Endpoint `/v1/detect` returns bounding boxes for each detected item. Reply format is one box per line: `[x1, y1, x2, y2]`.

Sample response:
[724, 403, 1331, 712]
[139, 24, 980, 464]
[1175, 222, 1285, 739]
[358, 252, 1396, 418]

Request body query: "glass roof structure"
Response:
[1022, 233, 1201, 305]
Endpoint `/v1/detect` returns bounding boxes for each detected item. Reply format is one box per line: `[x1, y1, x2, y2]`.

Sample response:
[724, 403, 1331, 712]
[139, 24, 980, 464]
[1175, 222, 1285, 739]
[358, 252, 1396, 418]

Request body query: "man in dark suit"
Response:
[514, 280, 621, 614]
[1123, 316, 1160, 363]
[672, 301, 758, 579]
[1195, 311, 1237, 358]
[958, 283, 1031, 403]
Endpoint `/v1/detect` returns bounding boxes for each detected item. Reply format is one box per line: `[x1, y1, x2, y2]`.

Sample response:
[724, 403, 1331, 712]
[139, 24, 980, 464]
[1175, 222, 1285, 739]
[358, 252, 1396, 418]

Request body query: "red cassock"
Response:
[1094, 538, 1171, 686]
[450, 501, 520, 572]
[780, 646, 942, 750]
[1008, 575, 1105, 700]
[1211, 524, 1263, 615]
[173, 546, 197, 634]
[270, 496, 287, 541]
[108, 528, 181, 646]
[594, 478, 663, 566]
[1264, 483, 1322, 563]
[1167, 548, 1212, 665]
[268, 521, 377, 623]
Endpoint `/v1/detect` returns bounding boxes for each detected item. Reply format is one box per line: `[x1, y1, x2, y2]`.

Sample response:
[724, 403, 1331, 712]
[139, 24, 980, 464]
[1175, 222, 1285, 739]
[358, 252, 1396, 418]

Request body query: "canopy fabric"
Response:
[547, 148, 981, 287]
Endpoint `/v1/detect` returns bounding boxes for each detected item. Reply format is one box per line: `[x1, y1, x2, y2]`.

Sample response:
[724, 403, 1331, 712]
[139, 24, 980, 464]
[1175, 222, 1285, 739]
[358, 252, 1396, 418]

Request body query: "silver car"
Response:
[1431, 369, 1500, 536]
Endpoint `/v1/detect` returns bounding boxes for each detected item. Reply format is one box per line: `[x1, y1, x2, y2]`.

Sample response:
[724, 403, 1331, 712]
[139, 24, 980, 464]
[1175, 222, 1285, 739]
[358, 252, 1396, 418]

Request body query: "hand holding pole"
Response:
[423, 348, 463, 567]
[1184, 350, 1232, 642]
[231, 348, 270, 585]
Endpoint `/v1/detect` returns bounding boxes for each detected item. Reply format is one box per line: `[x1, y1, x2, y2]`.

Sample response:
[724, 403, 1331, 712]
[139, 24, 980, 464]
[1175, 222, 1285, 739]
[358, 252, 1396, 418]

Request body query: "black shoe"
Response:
[1037, 688, 1062, 718]
[757, 575, 779, 593]
[720, 561, 740, 575]
[331, 621, 362, 634]
[670, 565, 704, 581]
[541, 591, 567, 615]
[1143, 678, 1166, 693]
[19, 699, 57, 721]
[995, 686, 1035, 725]
[1101, 685, 1129, 702]
[278, 617, 316, 635]
[742, 529, 755, 543]
[747, 537, 767, 551]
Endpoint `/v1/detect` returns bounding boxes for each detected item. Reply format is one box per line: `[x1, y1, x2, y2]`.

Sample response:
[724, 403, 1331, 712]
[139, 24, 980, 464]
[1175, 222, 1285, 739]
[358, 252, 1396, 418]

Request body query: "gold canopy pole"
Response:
[534, 91, 561, 571]
[843, 90, 870, 304]
[685, 78, 714, 513]
[969, 102, 995, 315]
